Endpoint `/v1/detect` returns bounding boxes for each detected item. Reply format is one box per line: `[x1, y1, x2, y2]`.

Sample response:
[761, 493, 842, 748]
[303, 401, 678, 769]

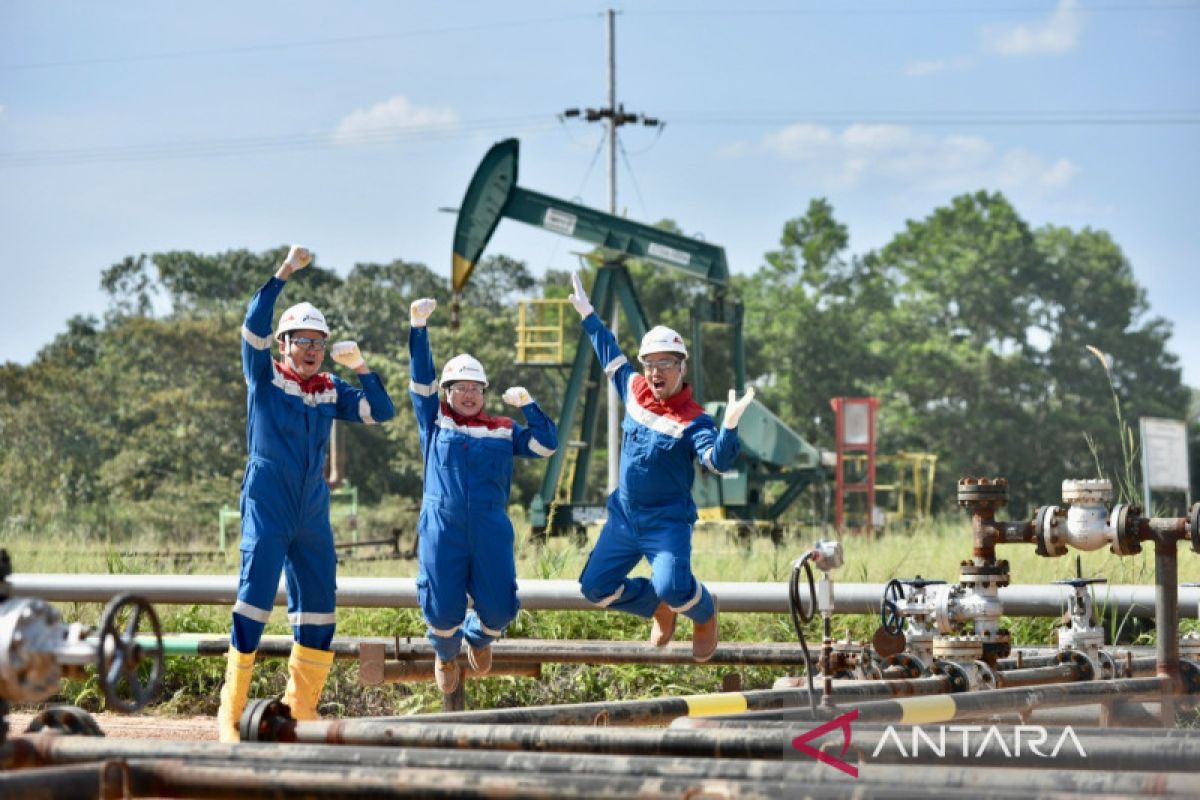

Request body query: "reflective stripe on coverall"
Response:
[233, 276, 395, 654]
[409, 326, 558, 663]
[576, 312, 739, 624]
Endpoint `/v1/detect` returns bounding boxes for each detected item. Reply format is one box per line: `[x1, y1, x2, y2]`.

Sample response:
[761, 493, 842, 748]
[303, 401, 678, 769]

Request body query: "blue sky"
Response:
[2, 1, 1198, 388]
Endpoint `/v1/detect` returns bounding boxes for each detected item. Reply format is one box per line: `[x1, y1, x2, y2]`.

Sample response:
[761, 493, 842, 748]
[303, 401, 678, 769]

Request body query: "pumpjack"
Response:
[450, 139, 828, 536]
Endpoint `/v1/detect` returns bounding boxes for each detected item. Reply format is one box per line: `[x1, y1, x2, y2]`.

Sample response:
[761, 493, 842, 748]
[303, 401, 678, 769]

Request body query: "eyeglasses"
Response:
[639, 357, 681, 372]
[289, 336, 327, 351]
[448, 383, 484, 396]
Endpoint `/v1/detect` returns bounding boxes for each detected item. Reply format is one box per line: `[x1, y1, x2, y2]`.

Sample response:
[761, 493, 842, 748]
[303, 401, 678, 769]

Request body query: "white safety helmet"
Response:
[275, 302, 330, 340]
[638, 325, 688, 360]
[441, 353, 489, 388]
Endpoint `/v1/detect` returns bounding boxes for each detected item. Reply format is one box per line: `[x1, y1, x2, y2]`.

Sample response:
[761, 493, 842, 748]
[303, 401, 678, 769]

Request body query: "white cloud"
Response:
[742, 123, 1078, 195]
[981, 0, 1082, 57]
[332, 96, 457, 145]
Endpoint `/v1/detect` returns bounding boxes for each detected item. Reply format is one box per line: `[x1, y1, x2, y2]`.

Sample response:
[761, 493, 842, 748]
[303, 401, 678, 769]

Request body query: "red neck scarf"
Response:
[439, 400, 512, 429]
[275, 360, 334, 395]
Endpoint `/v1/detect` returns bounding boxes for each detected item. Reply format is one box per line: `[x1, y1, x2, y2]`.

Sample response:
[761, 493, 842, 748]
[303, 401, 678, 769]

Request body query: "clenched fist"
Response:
[410, 297, 437, 329]
[330, 341, 365, 371]
[502, 386, 533, 407]
[283, 244, 312, 273]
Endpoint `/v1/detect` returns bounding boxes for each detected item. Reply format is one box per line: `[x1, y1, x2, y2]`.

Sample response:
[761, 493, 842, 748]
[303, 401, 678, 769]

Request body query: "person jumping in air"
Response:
[567, 272, 755, 661]
[216, 245, 396, 742]
[407, 297, 558, 693]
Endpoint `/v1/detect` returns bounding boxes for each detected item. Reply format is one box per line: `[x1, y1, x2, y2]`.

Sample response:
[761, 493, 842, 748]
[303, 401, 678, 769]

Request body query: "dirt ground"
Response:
[7, 711, 216, 742]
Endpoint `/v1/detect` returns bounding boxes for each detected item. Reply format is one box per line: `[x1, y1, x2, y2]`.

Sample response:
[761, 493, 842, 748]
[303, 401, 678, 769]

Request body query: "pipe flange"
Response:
[241, 697, 293, 743]
[1055, 649, 1096, 681]
[959, 561, 1010, 577]
[933, 636, 984, 661]
[972, 659, 999, 690]
[930, 659, 972, 692]
[957, 477, 1009, 509]
[980, 629, 1012, 662]
[1096, 650, 1118, 680]
[1035, 505, 1067, 558]
[884, 652, 928, 678]
[1189, 502, 1200, 554]
[1110, 504, 1143, 556]
[1061, 478, 1113, 505]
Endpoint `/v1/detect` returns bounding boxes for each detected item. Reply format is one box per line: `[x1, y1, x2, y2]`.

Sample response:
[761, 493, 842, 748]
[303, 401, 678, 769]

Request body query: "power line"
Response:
[4, 109, 1196, 170]
[617, 136, 651, 221]
[630, 2, 1200, 17]
[663, 112, 1200, 127]
[0, 115, 554, 168]
[0, 14, 596, 71]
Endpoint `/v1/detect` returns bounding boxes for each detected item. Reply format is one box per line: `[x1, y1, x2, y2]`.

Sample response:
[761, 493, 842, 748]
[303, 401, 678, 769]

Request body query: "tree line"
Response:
[1, 190, 1195, 539]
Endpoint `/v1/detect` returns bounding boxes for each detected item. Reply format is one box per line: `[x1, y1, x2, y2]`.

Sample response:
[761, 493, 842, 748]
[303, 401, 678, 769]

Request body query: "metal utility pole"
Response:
[561, 8, 662, 494]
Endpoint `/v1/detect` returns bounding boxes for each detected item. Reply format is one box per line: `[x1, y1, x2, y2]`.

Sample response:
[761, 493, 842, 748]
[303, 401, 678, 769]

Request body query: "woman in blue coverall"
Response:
[216, 245, 396, 742]
[566, 273, 756, 661]
[407, 297, 558, 693]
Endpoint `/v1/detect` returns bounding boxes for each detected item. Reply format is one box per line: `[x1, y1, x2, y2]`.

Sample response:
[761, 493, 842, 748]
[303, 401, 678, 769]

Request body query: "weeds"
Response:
[10, 510, 1198, 719]
[1084, 344, 1142, 505]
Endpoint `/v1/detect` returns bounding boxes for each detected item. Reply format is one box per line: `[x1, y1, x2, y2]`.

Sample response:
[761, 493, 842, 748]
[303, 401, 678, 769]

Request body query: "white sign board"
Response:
[843, 403, 871, 446]
[1139, 417, 1190, 491]
[542, 208, 577, 237]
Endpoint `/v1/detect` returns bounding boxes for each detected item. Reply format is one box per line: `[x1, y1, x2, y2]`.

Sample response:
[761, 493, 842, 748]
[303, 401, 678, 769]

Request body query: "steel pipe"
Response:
[838, 727, 1200, 772]
[3, 737, 1197, 797]
[148, 634, 812, 667]
[8, 574, 1198, 618]
[374, 659, 540, 684]
[370, 678, 954, 727]
[0, 734, 842, 784]
[700, 671, 1197, 724]
[115, 758, 789, 800]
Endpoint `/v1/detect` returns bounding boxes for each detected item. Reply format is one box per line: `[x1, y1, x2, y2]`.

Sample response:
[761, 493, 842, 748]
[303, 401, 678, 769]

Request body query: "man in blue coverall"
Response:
[408, 297, 558, 693]
[567, 273, 755, 661]
[216, 245, 396, 742]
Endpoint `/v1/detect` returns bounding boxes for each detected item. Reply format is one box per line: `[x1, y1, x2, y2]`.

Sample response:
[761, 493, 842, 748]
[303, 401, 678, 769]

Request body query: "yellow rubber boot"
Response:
[216, 646, 256, 743]
[283, 643, 335, 721]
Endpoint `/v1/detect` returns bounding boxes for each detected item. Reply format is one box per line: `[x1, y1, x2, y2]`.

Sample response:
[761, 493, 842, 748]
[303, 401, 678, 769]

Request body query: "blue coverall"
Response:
[234, 276, 396, 654]
[409, 326, 558, 663]
[577, 313, 739, 624]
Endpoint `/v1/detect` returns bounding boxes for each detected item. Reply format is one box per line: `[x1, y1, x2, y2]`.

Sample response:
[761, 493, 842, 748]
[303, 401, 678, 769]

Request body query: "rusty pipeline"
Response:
[104, 758, 791, 800]
[0, 734, 824, 789]
[2, 746, 1195, 799]
[695, 668, 1200, 724]
[366, 677, 956, 727]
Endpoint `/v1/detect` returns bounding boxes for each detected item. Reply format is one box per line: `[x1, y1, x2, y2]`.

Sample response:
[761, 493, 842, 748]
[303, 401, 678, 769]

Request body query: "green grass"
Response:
[6, 511, 1199, 719]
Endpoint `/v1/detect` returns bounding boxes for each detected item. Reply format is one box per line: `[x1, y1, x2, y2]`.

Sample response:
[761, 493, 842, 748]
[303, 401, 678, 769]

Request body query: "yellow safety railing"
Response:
[844, 451, 938, 524]
[516, 299, 571, 365]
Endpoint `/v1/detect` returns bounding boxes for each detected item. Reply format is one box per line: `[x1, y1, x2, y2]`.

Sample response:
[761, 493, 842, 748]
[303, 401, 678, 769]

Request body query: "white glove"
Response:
[283, 244, 312, 273]
[502, 386, 533, 407]
[568, 273, 594, 318]
[722, 387, 756, 429]
[410, 297, 437, 328]
[330, 341, 365, 370]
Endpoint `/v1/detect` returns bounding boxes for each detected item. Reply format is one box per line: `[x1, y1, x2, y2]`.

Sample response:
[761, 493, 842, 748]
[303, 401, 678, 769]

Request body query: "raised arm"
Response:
[407, 298, 440, 438]
[569, 272, 635, 403]
[329, 342, 395, 424]
[691, 388, 754, 473]
[502, 387, 558, 458]
[241, 245, 311, 385]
